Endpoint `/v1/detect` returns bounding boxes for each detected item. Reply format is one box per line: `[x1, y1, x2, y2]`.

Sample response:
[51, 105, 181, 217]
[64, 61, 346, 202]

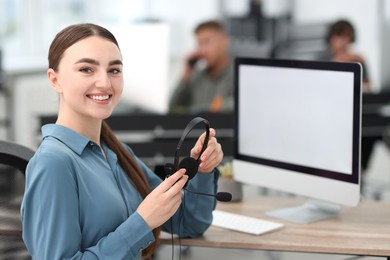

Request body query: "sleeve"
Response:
[219, 69, 235, 112]
[21, 148, 154, 260]
[131, 151, 219, 238]
[166, 169, 219, 237]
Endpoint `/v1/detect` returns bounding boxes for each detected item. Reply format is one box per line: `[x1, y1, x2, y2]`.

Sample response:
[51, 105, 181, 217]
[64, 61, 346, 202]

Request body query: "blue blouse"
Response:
[21, 124, 218, 259]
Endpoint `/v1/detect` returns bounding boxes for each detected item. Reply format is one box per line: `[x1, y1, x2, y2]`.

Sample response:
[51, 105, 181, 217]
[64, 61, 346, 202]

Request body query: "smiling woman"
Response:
[47, 35, 124, 132]
[20, 23, 224, 260]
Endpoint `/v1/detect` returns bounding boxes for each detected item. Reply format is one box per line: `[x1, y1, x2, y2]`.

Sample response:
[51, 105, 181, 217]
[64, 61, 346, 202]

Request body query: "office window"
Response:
[40, 0, 87, 56]
[96, 0, 148, 23]
[0, 0, 23, 57]
[0, 0, 149, 67]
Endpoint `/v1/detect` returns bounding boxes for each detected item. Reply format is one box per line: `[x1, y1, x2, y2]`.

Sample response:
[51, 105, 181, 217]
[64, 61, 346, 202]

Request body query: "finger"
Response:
[200, 143, 223, 169]
[199, 152, 217, 169]
[199, 136, 219, 161]
[164, 174, 189, 196]
[192, 128, 216, 157]
[155, 169, 186, 193]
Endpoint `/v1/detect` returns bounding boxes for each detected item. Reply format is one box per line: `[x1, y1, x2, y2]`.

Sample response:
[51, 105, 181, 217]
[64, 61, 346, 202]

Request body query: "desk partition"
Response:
[40, 112, 234, 177]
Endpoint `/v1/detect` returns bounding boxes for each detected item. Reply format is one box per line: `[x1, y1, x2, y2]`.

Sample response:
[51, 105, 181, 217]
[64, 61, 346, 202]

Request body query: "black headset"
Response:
[165, 116, 232, 203]
[165, 117, 210, 180]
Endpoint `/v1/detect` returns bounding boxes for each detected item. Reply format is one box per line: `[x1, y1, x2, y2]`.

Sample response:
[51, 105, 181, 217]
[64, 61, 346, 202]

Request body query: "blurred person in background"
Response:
[170, 20, 234, 114]
[319, 19, 371, 92]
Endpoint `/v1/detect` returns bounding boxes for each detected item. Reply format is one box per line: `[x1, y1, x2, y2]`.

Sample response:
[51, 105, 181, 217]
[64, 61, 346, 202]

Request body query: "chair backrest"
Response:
[0, 140, 34, 174]
[0, 140, 34, 258]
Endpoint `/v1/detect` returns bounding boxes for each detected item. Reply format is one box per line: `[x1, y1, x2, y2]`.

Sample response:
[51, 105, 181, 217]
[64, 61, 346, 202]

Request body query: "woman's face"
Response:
[48, 36, 123, 122]
[329, 34, 352, 54]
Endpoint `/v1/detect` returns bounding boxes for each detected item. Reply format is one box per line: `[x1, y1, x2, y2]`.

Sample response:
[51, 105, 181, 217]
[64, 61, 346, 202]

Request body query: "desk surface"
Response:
[161, 196, 390, 257]
[2, 196, 389, 257]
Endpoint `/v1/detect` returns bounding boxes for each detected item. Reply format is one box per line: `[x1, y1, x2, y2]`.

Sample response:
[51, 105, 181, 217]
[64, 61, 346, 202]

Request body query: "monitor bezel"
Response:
[234, 57, 361, 185]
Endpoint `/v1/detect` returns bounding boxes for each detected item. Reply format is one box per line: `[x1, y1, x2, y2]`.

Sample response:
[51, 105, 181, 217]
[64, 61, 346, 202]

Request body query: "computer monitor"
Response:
[233, 57, 361, 223]
[106, 22, 170, 114]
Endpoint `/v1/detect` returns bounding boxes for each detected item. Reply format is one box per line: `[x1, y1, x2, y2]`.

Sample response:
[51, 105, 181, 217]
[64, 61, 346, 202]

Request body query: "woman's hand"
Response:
[191, 128, 223, 173]
[136, 169, 188, 229]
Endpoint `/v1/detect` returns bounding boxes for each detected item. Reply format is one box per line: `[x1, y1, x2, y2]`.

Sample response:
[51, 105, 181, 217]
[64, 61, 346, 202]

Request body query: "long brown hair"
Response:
[48, 23, 160, 257]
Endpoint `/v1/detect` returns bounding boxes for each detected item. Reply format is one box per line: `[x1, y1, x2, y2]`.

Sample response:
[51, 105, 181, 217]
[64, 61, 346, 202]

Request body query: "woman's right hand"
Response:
[136, 169, 188, 230]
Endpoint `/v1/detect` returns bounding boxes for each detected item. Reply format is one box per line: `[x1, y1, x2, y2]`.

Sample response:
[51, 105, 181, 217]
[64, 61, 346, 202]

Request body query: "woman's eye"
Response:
[110, 68, 121, 74]
[80, 67, 93, 73]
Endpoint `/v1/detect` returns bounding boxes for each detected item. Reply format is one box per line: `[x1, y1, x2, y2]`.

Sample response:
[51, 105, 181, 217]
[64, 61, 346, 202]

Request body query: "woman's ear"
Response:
[47, 68, 62, 93]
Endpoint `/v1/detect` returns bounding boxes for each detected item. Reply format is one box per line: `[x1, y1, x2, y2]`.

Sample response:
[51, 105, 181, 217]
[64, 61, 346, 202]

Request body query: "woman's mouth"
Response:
[87, 94, 111, 101]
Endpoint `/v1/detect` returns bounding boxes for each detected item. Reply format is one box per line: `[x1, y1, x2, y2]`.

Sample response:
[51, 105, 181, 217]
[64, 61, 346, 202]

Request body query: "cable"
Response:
[169, 218, 174, 260]
[178, 191, 186, 260]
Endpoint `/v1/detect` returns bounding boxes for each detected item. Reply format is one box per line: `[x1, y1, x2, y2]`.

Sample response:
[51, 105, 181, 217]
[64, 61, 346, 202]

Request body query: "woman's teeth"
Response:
[89, 95, 109, 101]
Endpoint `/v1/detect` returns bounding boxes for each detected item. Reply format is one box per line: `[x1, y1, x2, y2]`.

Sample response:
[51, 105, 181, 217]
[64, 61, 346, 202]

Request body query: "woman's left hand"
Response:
[191, 128, 223, 173]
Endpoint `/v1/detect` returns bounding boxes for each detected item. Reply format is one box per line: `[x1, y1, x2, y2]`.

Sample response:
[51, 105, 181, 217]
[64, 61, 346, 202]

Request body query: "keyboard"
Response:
[212, 210, 284, 235]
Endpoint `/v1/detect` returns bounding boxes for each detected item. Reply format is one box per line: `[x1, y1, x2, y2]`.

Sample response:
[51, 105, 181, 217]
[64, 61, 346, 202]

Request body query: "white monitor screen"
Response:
[239, 65, 354, 174]
[234, 58, 361, 194]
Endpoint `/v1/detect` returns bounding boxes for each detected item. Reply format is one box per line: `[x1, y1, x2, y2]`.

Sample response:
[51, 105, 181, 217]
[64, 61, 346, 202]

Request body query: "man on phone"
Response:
[169, 20, 234, 114]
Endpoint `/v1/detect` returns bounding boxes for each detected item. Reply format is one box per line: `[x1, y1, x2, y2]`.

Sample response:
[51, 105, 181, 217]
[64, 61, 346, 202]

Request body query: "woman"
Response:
[21, 23, 223, 259]
[321, 19, 371, 92]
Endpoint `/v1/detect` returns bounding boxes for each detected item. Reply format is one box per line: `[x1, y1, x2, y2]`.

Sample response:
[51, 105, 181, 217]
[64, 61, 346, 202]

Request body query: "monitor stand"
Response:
[265, 199, 341, 224]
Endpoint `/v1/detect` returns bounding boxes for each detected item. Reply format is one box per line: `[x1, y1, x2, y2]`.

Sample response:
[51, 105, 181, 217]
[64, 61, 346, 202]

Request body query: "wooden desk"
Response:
[2, 196, 389, 257]
[161, 196, 390, 258]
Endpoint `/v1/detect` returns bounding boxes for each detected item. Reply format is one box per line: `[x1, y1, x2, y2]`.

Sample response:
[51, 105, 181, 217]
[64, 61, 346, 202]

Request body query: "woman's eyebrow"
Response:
[109, 60, 123, 66]
[74, 58, 122, 66]
[74, 58, 99, 65]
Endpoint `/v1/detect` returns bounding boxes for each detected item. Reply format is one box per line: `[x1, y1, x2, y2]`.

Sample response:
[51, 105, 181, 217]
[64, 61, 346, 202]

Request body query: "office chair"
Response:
[360, 126, 390, 201]
[0, 140, 34, 174]
[0, 140, 34, 259]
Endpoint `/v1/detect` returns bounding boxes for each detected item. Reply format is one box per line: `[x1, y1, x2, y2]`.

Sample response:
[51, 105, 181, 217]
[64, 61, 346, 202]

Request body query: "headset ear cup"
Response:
[179, 157, 198, 180]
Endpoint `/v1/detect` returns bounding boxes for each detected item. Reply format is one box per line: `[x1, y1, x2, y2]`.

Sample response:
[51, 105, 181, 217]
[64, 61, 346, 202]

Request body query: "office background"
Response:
[2, 0, 390, 143]
[2, 0, 390, 192]
[1, 0, 390, 259]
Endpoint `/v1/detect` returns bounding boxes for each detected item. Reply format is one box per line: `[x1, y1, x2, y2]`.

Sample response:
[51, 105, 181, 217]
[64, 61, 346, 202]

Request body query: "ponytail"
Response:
[101, 121, 161, 257]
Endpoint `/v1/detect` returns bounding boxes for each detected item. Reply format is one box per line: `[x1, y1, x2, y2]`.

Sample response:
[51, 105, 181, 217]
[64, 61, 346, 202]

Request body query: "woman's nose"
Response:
[95, 71, 111, 88]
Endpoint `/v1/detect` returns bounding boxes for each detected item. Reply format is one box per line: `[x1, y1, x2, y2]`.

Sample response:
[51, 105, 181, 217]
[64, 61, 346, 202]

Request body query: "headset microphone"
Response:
[165, 164, 232, 202]
[184, 188, 232, 202]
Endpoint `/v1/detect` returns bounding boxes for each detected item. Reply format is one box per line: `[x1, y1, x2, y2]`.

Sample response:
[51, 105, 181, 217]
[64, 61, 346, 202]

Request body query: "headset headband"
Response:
[173, 117, 210, 171]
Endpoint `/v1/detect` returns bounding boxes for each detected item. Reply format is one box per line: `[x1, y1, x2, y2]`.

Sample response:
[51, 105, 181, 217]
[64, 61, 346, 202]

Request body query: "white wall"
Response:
[291, 0, 382, 91]
[107, 23, 171, 114]
[148, 0, 221, 58]
[147, 0, 221, 94]
[380, 0, 390, 89]
[12, 74, 58, 149]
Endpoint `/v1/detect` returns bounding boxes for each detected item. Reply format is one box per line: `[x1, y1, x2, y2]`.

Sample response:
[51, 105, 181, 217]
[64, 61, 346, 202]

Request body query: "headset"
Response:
[171, 117, 209, 180]
[165, 117, 231, 260]
[164, 117, 232, 202]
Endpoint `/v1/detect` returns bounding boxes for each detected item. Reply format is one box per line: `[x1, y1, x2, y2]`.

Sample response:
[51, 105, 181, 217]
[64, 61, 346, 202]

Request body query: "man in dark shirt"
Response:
[170, 20, 234, 114]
